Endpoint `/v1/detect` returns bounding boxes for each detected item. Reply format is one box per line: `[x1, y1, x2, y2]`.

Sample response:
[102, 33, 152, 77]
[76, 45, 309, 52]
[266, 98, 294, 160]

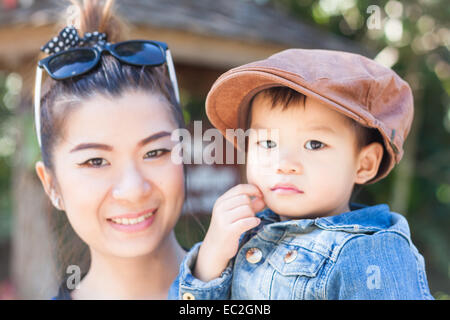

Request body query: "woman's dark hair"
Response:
[38, 0, 185, 289]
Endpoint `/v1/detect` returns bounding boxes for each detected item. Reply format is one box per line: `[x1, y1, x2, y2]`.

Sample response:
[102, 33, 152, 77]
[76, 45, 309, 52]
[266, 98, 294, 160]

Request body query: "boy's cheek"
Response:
[246, 154, 276, 181]
[246, 164, 268, 192]
[246, 165, 258, 186]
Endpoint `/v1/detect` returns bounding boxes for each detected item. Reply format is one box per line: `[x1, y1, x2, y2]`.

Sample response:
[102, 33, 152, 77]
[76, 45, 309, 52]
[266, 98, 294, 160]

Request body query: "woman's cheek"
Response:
[63, 168, 109, 205]
[156, 161, 185, 208]
[63, 201, 100, 248]
[58, 169, 108, 239]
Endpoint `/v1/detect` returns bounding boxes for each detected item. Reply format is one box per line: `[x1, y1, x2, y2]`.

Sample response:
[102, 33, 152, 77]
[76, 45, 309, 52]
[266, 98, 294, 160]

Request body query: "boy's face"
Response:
[246, 93, 361, 220]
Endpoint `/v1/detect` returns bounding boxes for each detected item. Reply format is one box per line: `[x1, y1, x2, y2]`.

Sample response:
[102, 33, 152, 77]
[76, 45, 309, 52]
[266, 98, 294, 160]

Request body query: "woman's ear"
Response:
[354, 142, 384, 185]
[35, 161, 52, 195]
[35, 161, 64, 211]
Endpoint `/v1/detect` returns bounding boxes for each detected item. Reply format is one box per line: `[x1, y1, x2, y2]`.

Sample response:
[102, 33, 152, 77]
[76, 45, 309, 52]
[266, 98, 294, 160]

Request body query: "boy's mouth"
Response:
[270, 183, 304, 194]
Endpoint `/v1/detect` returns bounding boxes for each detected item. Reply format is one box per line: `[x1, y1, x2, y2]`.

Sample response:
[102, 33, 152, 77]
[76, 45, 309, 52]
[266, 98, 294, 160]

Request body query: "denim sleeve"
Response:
[325, 232, 434, 300]
[170, 242, 234, 300]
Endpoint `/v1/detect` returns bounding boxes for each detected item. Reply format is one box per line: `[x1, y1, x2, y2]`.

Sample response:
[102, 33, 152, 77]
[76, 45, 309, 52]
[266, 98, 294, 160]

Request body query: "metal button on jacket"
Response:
[182, 292, 195, 300]
[246, 247, 262, 264]
[284, 249, 298, 263]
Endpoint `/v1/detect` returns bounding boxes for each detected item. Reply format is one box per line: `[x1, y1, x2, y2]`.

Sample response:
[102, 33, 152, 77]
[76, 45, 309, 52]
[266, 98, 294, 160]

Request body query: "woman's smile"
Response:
[107, 208, 157, 233]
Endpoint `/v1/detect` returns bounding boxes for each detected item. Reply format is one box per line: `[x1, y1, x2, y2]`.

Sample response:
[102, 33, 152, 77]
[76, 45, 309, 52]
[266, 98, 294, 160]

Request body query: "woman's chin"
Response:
[101, 229, 165, 259]
[106, 240, 160, 259]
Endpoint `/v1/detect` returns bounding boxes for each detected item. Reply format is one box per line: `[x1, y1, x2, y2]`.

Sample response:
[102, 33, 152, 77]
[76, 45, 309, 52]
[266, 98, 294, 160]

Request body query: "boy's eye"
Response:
[305, 140, 325, 150]
[79, 158, 109, 168]
[258, 140, 277, 149]
[144, 148, 169, 159]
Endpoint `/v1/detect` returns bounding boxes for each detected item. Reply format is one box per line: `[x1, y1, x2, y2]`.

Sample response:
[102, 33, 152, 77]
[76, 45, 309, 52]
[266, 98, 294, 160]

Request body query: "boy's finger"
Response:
[219, 184, 263, 203]
[217, 193, 252, 212]
[250, 196, 266, 213]
[219, 195, 265, 214]
[226, 204, 256, 223]
[231, 217, 261, 236]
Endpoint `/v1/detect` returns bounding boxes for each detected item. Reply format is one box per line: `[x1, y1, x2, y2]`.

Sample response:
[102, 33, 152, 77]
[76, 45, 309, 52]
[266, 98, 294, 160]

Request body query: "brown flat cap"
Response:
[206, 49, 414, 183]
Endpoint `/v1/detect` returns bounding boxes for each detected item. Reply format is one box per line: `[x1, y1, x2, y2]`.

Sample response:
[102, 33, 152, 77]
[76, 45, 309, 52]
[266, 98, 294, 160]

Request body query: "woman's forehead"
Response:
[60, 91, 177, 145]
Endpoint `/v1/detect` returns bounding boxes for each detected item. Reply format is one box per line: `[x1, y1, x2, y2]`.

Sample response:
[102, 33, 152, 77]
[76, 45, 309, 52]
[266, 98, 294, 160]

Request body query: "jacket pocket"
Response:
[267, 244, 326, 277]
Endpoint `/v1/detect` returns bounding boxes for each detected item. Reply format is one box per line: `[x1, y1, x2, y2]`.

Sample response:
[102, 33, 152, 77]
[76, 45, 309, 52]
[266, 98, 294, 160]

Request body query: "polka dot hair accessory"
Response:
[40, 25, 107, 55]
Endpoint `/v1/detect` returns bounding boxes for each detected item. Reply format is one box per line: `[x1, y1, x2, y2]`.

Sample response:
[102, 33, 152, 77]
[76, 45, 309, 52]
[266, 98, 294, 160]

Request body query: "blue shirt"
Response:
[170, 203, 434, 300]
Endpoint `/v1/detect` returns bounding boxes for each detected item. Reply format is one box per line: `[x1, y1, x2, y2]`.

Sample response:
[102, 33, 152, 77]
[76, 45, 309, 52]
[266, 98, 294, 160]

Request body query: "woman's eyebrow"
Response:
[69, 131, 172, 153]
[70, 143, 113, 153]
[138, 131, 171, 147]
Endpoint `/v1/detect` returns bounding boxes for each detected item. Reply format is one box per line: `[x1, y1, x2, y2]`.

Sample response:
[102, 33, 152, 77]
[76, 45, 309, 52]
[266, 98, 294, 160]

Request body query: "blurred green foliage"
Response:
[0, 71, 16, 242]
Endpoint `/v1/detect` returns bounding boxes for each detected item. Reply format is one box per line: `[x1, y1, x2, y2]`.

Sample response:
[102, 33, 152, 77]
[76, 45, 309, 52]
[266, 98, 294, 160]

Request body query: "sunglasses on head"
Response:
[34, 39, 180, 147]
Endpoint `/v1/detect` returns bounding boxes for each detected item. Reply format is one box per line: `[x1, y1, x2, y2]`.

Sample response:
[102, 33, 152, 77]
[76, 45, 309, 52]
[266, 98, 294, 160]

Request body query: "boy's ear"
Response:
[354, 142, 384, 185]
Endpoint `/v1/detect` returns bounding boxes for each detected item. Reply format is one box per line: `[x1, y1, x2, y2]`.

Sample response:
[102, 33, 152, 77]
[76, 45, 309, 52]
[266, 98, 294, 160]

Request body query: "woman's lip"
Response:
[107, 211, 156, 233]
[107, 208, 157, 220]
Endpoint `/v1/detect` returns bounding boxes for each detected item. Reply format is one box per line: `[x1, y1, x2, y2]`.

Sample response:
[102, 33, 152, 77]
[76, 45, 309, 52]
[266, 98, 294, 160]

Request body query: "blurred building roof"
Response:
[0, 0, 372, 68]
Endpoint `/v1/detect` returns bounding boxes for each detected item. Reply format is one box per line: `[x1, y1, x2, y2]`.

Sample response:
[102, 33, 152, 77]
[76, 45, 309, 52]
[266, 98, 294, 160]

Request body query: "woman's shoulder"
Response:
[51, 273, 88, 300]
[52, 282, 73, 300]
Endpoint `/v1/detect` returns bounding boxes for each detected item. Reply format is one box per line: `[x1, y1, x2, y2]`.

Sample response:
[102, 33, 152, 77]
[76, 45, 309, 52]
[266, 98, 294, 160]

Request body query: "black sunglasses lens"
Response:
[114, 42, 165, 66]
[48, 49, 97, 78]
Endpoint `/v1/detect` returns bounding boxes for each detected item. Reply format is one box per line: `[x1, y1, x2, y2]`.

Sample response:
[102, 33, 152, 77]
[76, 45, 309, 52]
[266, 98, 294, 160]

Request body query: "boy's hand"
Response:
[194, 184, 266, 282]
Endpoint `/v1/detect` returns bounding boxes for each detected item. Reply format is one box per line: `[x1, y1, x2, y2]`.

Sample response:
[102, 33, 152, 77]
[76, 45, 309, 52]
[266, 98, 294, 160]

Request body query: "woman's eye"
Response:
[305, 140, 325, 150]
[80, 158, 109, 168]
[258, 140, 277, 149]
[144, 149, 169, 159]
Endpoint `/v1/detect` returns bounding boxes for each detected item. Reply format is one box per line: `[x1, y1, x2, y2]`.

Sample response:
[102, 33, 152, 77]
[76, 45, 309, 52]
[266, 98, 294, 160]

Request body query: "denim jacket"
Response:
[170, 203, 433, 300]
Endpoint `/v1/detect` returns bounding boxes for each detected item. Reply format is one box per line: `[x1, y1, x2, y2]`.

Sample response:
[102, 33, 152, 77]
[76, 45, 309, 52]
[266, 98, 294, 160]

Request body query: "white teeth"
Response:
[110, 211, 154, 225]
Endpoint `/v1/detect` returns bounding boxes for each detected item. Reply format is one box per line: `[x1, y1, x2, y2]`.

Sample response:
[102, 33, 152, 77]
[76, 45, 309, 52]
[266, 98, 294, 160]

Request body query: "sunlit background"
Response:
[0, 0, 448, 299]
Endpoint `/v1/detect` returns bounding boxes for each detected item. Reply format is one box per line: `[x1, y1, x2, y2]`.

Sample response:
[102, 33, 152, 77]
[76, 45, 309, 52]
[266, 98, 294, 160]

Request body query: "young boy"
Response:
[171, 49, 433, 299]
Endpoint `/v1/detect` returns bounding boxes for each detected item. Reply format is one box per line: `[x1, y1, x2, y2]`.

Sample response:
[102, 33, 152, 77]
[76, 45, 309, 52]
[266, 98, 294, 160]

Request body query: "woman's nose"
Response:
[276, 152, 303, 174]
[112, 164, 151, 202]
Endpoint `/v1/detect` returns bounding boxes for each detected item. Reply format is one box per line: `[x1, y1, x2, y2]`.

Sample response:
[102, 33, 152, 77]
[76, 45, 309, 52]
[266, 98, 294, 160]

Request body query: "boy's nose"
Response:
[276, 153, 303, 175]
[112, 163, 152, 203]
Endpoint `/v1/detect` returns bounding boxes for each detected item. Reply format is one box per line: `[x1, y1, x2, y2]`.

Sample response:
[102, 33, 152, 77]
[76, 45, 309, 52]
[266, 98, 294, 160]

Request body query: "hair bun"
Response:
[66, 0, 126, 43]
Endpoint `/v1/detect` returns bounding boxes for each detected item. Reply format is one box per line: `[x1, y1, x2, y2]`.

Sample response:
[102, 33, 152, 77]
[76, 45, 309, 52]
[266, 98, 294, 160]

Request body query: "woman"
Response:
[34, 0, 186, 299]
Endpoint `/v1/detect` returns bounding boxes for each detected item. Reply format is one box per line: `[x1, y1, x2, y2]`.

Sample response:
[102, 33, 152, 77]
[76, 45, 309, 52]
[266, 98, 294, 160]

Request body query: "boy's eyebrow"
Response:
[249, 124, 264, 130]
[69, 131, 172, 153]
[250, 123, 336, 134]
[305, 125, 337, 134]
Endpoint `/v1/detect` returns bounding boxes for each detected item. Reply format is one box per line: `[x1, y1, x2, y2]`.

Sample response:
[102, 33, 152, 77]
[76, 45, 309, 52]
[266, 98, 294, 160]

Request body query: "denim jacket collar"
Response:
[315, 203, 392, 233]
[257, 203, 395, 235]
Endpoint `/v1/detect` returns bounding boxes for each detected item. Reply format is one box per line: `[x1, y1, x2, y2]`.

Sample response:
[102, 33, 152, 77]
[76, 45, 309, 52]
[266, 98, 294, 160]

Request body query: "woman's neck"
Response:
[72, 232, 185, 299]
